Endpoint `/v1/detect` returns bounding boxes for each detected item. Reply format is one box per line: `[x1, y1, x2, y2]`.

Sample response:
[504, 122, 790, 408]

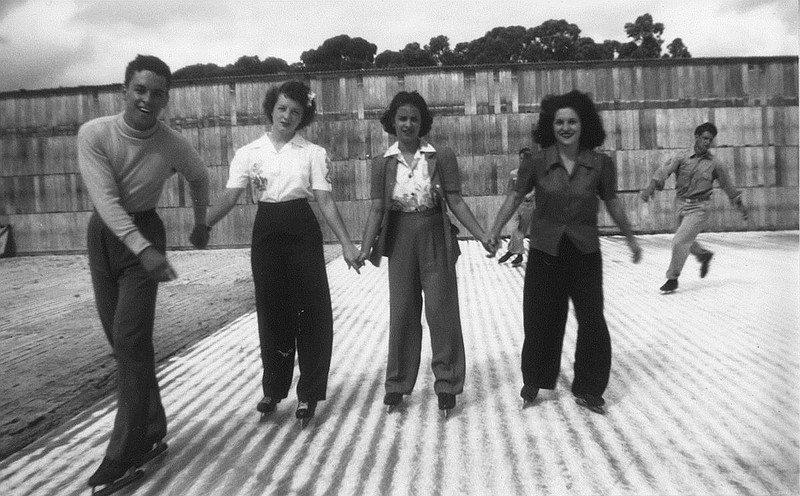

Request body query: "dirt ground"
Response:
[0, 245, 343, 461]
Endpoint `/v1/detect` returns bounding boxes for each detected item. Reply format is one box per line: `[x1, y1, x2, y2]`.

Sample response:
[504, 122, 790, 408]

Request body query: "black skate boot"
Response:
[88, 457, 142, 496]
[296, 400, 317, 429]
[574, 392, 606, 414]
[257, 396, 280, 420]
[384, 392, 403, 412]
[437, 393, 456, 418]
[520, 385, 539, 407]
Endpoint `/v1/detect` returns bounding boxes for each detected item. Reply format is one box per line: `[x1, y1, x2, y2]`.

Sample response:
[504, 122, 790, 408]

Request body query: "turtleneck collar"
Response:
[115, 113, 161, 140]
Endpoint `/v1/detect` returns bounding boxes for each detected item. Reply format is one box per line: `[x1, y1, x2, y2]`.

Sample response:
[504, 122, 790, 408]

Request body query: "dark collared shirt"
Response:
[652, 149, 741, 202]
[516, 146, 617, 256]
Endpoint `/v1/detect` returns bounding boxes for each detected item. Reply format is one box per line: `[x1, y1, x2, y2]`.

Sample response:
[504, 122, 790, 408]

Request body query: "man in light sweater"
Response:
[78, 54, 210, 490]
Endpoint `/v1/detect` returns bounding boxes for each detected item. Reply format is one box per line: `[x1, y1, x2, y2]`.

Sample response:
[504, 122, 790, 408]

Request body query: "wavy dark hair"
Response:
[262, 80, 316, 130]
[694, 122, 718, 137]
[380, 91, 434, 137]
[124, 55, 172, 90]
[533, 90, 606, 149]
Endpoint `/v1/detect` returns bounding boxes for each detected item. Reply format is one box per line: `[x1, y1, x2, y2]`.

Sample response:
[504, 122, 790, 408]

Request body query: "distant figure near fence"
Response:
[496, 148, 535, 268]
[78, 55, 210, 492]
[489, 89, 641, 415]
[640, 121, 749, 293]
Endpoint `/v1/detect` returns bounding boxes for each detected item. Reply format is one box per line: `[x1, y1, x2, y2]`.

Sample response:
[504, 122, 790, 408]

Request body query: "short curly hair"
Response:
[124, 55, 172, 90]
[380, 91, 434, 137]
[262, 81, 316, 130]
[533, 90, 606, 149]
[694, 122, 718, 137]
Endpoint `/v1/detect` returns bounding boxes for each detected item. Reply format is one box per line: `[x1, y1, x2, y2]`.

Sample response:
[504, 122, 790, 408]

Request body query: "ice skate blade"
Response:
[138, 441, 168, 466]
[91, 468, 144, 496]
[298, 418, 312, 429]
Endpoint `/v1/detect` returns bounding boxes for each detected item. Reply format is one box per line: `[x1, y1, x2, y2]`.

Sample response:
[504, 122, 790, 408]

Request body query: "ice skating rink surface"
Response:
[1, 231, 798, 496]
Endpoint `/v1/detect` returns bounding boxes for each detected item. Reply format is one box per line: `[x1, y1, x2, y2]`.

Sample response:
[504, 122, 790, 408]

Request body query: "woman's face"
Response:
[393, 104, 422, 146]
[270, 93, 304, 135]
[553, 107, 581, 148]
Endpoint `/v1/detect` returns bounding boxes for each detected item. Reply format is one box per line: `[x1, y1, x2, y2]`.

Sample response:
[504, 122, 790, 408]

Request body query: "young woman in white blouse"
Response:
[208, 81, 361, 424]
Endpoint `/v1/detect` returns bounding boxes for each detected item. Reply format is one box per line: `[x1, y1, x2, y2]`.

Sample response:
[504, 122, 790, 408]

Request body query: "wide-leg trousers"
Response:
[87, 210, 167, 463]
[522, 235, 611, 397]
[251, 199, 333, 403]
[666, 198, 713, 279]
[385, 209, 466, 395]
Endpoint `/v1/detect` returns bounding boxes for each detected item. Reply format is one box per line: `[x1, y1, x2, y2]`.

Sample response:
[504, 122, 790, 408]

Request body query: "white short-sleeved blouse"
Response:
[225, 133, 332, 202]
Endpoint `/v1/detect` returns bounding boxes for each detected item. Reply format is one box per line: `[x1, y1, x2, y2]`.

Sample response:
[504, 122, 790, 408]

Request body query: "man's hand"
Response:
[639, 189, 652, 202]
[628, 238, 643, 264]
[736, 200, 749, 221]
[138, 246, 177, 282]
[190, 224, 211, 249]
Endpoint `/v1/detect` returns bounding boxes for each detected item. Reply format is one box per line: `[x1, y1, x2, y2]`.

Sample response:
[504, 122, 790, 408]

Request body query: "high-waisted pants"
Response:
[385, 208, 466, 395]
[522, 235, 611, 397]
[251, 199, 333, 403]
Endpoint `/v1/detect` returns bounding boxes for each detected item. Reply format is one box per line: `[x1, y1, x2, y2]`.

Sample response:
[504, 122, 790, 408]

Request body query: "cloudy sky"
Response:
[0, 0, 797, 93]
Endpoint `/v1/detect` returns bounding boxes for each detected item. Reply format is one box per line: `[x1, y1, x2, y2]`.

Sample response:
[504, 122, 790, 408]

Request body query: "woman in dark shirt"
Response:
[489, 90, 641, 414]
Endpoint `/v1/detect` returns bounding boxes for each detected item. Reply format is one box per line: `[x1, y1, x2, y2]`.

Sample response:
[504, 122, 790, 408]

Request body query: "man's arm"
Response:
[714, 162, 749, 220]
[640, 153, 681, 202]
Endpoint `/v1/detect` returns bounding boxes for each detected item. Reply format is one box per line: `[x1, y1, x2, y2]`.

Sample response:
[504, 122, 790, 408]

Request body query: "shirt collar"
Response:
[252, 132, 309, 151]
[383, 140, 436, 158]
[544, 146, 596, 170]
[690, 149, 713, 160]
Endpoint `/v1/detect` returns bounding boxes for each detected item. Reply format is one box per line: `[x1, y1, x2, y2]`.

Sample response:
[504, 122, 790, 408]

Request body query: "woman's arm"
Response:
[605, 197, 642, 263]
[444, 192, 494, 253]
[313, 189, 362, 272]
[358, 198, 385, 262]
[489, 191, 524, 247]
[207, 188, 244, 227]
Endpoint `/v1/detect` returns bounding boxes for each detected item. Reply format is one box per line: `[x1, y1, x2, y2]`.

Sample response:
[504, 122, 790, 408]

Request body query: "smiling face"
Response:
[553, 107, 581, 148]
[393, 104, 422, 148]
[694, 130, 715, 155]
[270, 93, 304, 138]
[122, 70, 169, 131]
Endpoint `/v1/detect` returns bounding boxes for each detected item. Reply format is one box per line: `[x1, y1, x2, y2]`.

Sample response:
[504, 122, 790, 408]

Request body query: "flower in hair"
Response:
[307, 91, 316, 107]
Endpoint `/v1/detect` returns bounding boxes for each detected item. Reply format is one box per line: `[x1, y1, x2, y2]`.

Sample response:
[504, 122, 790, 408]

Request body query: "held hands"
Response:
[481, 233, 500, 257]
[639, 189, 652, 202]
[189, 223, 211, 249]
[628, 238, 643, 264]
[736, 200, 749, 221]
[138, 246, 178, 282]
[342, 243, 363, 274]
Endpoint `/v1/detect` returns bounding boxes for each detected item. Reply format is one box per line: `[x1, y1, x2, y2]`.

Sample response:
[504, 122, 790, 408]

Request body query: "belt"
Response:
[128, 209, 157, 220]
[681, 197, 710, 204]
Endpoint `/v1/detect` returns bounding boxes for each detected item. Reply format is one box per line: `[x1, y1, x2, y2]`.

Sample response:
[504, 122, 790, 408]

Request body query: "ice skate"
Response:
[520, 385, 538, 408]
[88, 457, 143, 496]
[574, 392, 606, 414]
[257, 396, 280, 420]
[437, 393, 456, 418]
[136, 440, 168, 466]
[296, 400, 317, 429]
[384, 392, 403, 413]
[659, 279, 678, 293]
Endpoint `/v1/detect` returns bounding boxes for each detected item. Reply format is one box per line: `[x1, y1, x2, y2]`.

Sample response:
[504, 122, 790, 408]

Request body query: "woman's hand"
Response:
[628, 238, 642, 264]
[343, 243, 363, 274]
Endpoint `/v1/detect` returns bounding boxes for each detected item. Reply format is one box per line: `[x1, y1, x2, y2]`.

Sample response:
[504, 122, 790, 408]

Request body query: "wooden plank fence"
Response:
[0, 56, 797, 254]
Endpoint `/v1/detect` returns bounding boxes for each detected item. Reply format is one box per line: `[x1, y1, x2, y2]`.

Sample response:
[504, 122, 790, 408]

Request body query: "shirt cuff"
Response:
[123, 230, 153, 256]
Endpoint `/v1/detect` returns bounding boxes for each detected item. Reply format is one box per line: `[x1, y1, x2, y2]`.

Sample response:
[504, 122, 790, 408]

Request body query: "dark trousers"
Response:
[87, 211, 167, 463]
[385, 209, 466, 395]
[251, 199, 333, 403]
[522, 236, 611, 397]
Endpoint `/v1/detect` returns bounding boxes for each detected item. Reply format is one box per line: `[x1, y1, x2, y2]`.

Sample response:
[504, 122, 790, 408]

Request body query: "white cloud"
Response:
[0, 0, 796, 92]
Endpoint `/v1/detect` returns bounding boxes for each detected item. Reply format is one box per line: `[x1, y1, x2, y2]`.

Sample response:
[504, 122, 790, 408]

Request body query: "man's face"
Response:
[694, 131, 715, 155]
[122, 70, 169, 131]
